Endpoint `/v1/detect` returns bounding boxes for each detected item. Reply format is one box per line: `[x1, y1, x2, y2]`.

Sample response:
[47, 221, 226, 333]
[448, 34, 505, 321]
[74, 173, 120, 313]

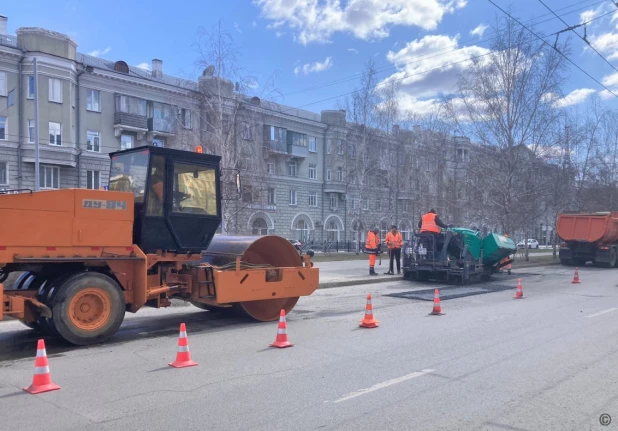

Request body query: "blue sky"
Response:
[3, 0, 618, 114]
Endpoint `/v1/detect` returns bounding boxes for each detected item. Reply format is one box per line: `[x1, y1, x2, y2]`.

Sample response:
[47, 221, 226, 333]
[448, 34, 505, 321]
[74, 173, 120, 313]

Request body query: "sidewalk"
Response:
[315, 256, 559, 289]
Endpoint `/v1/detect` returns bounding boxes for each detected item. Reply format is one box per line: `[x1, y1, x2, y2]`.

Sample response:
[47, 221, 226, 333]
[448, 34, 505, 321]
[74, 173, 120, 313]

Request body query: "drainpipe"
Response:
[17, 52, 25, 189]
[321, 125, 330, 243]
[75, 65, 85, 188]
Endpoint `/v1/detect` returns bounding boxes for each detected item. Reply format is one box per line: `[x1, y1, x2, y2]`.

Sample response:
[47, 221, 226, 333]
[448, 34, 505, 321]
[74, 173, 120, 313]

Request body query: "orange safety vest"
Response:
[420, 213, 441, 233]
[385, 231, 403, 249]
[365, 231, 379, 251]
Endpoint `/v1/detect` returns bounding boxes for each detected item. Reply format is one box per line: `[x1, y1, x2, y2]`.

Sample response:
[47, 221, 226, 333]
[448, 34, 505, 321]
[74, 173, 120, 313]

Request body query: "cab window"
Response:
[172, 162, 218, 215]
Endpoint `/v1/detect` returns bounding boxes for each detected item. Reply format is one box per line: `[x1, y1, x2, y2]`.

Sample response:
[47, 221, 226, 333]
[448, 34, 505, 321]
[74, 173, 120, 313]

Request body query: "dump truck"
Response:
[0, 146, 319, 345]
[403, 227, 516, 283]
[557, 211, 618, 267]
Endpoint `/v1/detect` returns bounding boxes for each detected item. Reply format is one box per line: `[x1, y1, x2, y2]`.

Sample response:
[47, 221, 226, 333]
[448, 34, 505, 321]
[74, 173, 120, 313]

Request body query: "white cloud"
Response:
[275, 31, 285, 38]
[234, 22, 242, 33]
[136, 62, 151, 71]
[602, 72, 618, 87]
[348, 48, 359, 54]
[88, 46, 111, 57]
[254, 0, 468, 45]
[600, 89, 616, 100]
[552, 88, 596, 108]
[470, 23, 488, 37]
[252, 20, 257, 28]
[379, 34, 490, 99]
[294, 56, 333, 76]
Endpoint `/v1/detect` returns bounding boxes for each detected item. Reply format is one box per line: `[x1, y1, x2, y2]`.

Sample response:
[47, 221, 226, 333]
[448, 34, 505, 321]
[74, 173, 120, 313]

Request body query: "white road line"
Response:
[587, 308, 618, 318]
[333, 369, 434, 403]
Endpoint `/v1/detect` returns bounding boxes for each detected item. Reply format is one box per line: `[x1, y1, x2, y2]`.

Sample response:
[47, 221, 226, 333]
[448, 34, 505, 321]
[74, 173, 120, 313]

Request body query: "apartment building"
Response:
[0, 16, 475, 243]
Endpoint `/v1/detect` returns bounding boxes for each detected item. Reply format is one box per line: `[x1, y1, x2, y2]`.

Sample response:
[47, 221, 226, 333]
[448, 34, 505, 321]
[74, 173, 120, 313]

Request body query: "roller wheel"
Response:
[235, 297, 300, 322]
[189, 301, 235, 315]
[50, 272, 126, 346]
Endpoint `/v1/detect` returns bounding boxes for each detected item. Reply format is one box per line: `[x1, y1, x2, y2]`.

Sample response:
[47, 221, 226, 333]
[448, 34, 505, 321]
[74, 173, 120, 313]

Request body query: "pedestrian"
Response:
[385, 225, 403, 275]
[365, 228, 380, 276]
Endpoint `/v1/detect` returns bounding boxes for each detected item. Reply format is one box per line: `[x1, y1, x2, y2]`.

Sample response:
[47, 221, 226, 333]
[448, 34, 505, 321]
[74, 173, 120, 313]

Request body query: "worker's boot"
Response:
[397, 270, 401, 275]
[369, 267, 377, 276]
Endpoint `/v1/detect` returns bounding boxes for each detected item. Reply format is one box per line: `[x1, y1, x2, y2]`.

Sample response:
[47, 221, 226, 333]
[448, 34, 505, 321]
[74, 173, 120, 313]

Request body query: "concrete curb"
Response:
[318, 261, 560, 289]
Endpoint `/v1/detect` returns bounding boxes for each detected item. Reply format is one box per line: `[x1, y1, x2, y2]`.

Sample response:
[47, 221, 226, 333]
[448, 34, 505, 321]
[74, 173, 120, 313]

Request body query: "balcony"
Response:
[287, 143, 308, 158]
[263, 140, 288, 155]
[114, 112, 148, 139]
[21, 143, 78, 167]
[324, 182, 347, 194]
[148, 117, 176, 136]
[397, 191, 415, 200]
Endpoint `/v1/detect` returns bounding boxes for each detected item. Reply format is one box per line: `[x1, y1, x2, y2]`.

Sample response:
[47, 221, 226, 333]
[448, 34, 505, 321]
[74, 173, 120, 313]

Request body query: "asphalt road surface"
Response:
[0, 264, 617, 431]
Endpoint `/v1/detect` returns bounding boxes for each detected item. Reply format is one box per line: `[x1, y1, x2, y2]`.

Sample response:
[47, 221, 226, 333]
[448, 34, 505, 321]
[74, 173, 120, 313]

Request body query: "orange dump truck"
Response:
[0, 146, 319, 345]
[557, 211, 618, 267]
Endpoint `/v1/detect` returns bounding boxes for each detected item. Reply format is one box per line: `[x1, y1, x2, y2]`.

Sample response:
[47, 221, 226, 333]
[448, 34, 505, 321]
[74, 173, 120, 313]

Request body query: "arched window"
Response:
[296, 219, 309, 242]
[400, 222, 411, 241]
[327, 221, 339, 241]
[379, 221, 389, 240]
[251, 218, 268, 235]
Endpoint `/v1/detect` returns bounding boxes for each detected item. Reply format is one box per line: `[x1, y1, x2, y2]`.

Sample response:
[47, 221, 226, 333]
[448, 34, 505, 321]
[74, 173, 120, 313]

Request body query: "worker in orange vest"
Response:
[418, 209, 448, 233]
[365, 228, 381, 276]
[499, 233, 512, 274]
[385, 225, 403, 275]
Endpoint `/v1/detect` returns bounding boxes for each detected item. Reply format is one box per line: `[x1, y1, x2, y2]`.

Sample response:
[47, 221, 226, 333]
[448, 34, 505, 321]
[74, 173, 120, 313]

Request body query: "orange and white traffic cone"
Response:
[572, 267, 581, 284]
[169, 323, 198, 368]
[24, 339, 60, 394]
[270, 309, 293, 348]
[360, 294, 379, 328]
[513, 278, 524, 299]
[429, 289, 445, 315]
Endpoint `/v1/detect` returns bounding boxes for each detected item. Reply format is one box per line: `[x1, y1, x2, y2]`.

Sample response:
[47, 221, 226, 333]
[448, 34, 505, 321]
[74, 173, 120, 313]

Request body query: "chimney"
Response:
[0, 16, 7, 36]
[151, 59, 162, 78]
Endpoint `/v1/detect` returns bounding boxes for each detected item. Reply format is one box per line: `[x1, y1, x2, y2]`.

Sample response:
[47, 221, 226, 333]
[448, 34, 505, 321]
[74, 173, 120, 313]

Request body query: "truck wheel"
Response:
[50, 272, 126, 346]
[608, 249, 617, 268]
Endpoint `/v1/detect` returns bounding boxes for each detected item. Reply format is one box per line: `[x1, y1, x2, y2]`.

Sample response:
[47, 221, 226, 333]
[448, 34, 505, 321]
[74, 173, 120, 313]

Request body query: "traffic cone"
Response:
[360, 294, 379, 328]
[270, 309, 293, 348]
[24, 339, 60, 394]
[572, 267, 581, 284]
[169, 323, 198, 368]
[513, 278, 524, 299]
[429, 289, 445, 315]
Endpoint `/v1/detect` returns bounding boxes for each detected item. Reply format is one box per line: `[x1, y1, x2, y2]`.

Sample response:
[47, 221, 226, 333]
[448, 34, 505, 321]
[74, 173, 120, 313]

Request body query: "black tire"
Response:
[50, 272, 126, 346]
[606, 248, 617, 268]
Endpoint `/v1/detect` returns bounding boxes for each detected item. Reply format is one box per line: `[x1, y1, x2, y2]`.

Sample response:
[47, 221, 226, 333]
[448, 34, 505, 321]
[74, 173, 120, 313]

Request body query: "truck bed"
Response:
[556, 212, 618, 244]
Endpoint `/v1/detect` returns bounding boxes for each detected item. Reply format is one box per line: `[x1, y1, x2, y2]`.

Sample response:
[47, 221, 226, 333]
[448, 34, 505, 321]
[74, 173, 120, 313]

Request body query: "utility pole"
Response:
[33, 57, 40, 191]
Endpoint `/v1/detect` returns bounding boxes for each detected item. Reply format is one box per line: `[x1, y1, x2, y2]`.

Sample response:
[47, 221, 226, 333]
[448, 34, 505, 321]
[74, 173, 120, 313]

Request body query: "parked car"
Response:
[517, 239, 539, 249]
[288, 239, 303, 251]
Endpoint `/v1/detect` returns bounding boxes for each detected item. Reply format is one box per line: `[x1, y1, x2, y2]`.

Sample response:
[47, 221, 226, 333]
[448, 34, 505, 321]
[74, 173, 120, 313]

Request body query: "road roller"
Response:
[0, 145, 319, 345]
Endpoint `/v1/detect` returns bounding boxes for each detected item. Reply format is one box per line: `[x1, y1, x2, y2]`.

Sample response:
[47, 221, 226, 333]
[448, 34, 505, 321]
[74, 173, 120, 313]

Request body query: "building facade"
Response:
[0, 16, 477, 244]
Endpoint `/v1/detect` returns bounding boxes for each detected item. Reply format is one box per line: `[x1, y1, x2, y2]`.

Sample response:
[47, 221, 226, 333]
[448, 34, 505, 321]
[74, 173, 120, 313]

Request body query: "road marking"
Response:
[333, 369, 434, 403]
[587, 308, 617, 318]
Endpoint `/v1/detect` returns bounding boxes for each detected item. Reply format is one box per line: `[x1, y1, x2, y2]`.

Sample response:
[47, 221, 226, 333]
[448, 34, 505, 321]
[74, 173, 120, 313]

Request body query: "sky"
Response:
[3, 0, 618, 115]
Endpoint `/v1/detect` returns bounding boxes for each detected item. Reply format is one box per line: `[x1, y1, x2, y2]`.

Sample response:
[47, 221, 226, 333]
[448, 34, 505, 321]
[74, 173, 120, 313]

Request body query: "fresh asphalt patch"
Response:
[385, 283, 516, 302]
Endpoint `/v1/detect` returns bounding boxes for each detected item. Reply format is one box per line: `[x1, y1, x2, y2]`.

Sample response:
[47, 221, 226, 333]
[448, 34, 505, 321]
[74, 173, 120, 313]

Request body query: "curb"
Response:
[318, 261, 560, 289]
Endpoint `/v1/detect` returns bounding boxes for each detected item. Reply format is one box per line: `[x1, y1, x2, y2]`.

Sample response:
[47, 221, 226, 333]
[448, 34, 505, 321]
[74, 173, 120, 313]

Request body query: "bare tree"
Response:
[445, 12, 570, 253]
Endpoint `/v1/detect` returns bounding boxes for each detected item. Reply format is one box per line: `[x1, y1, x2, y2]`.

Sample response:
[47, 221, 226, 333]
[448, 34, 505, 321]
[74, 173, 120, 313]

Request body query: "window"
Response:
[241, 122, 253, 140]
[327, 169, 331, 181]
[0, 161, 7, 186]
[146, 155, 165, 216]
[266, 126, 286, 142]
[289, 190, 297, 205]
[376, 198, 381, 209]
[330, 195, 337, 208]
[109, 151, 149, 203]
[252, 218, 268, 235]
[287, 162, 296, 177]
[267, 163, 275, 174]
[327, 221, 339, 241]
[8, 90, 14, 107]
[49, 122, 61, 146]
[337, 167, 343, 181]
[457, 148, 469, 162]
[172, 162, 218, 215]
[40, 165, 59, 189]
[27, 76, 35, 99]
[0, 72, 6, 96]
[87, 130, 100, 152]
[309, 164, 316, 179]
[243, 185, 253, 203]
[87, 89, 100, 111]
[28, 120, 35, 143]
[309, 193, 317, 207]
[337, 140, 343, 155]
[179, 108, 192, 129]
[288, 131, 307, 147]
[121, 134, 133, 150]
[0, 116, 6, 141]
[86, 170, 100, 190]
[115, 95, 147, 116]
[362, 198, 368, 210]
[309, 136, 317, 152]
[349, 143, 356, 157]
[296, 219, 308, 242]
[327, 139, 332, 154]
[267, 188, 275, 204]
[48, 78, 63, 103]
